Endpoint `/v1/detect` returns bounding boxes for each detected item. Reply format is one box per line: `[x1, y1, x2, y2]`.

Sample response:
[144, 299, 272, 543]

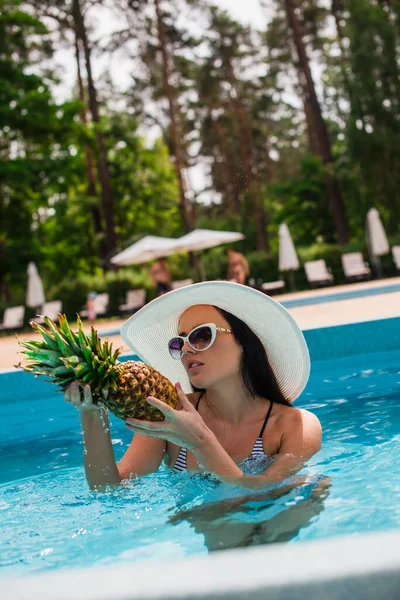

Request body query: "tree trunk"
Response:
[75, 35, 104, 241]
[212, 111, 241, 216]
[303, 95, 320, 155]
[72, 0, 117, 266]
[154, 0, 192, 235]
[226, 64, 269, 251]
[284, 0, 349, 245]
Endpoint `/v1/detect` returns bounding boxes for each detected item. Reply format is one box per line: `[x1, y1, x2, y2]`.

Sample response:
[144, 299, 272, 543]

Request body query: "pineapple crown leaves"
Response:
[18, 313, 123, 390]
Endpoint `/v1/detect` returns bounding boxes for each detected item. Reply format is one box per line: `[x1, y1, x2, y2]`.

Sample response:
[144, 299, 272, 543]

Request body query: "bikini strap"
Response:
[258, 401, 273, 438]
[195, 390, 205, 410]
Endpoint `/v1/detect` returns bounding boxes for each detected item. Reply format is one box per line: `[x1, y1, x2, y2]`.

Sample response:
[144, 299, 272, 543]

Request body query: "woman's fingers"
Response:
[175, 383, 194, 411]
[125, 423, 160, 438]
[126, 417, 166, 431]
[70, 381, 82, 408]
[64, 381, 104, 413]
[64, 385, 71, 403]
[146, 396, 174, 417]
[83, 384, 93, 407]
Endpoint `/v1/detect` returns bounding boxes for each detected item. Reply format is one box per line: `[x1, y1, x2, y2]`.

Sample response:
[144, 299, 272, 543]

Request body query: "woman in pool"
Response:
[65, 281, 322, 490]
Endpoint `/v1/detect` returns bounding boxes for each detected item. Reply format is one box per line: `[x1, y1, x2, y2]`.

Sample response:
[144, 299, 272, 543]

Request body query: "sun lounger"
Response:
[260, 280, 285, 295]
[80, 293, 109, 319]
[171, 279, 194, 290]
[392, 246, 400, 272]
[119, 289, 146, 314]
[0, 306, 25, 331]
[304, 260, 334, 288]
[32, 301, 63, 324]
[341, 252, 371, 283]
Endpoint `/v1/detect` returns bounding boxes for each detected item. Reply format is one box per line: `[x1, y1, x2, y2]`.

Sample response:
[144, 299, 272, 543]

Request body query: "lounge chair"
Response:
[171, 278, 194, 290]
[80, 293, 109, 319]
[392, 246, 400, 272]
[0, 306, 25, 331]
[119, 289, 146, 314]
[341, 252, 371, 283]
[260, 280, 285, 295]
[32, 301, 63, 324]
[304, 260, 334, 288]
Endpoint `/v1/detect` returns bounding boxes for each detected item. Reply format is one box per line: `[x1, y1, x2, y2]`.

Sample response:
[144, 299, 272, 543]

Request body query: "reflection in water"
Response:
[169, 475, 331, 552]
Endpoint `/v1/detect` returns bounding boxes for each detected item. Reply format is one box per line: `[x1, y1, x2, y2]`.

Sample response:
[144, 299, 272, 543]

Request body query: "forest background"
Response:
[1, 0, 400, 319]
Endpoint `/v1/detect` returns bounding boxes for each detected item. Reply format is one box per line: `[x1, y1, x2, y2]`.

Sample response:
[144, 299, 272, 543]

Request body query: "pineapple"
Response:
[17, 314, 178, 421]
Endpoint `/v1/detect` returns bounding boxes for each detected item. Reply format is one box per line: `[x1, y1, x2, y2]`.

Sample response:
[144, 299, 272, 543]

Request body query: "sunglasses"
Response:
[168, 323, 233, 359]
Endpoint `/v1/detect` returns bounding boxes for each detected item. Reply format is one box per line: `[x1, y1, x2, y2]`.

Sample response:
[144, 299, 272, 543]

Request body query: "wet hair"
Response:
[193, 307, 291, 407]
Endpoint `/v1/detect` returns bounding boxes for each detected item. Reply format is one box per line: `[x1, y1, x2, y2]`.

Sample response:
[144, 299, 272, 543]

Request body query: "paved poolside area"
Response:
[1, 276, 400, 371]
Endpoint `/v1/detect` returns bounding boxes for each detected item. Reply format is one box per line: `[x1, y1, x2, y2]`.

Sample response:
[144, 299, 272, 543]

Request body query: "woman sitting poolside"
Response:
[64, 282, 322, 490]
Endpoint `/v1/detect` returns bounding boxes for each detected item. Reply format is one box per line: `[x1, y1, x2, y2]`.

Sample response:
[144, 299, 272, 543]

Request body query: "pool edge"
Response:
[1, 528, 400, 599]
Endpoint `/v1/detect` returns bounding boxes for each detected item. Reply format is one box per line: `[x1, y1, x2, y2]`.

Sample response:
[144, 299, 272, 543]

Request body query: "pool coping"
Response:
[2, 528, 400, 599]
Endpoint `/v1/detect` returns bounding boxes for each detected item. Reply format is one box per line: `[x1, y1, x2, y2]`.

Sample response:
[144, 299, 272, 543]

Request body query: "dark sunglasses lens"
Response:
[168, 337, 183, 358]
[189, 326, 212, 350]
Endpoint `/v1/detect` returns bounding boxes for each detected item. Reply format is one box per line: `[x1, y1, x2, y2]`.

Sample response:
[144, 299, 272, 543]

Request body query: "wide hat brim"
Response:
[121, 281, 310, 402]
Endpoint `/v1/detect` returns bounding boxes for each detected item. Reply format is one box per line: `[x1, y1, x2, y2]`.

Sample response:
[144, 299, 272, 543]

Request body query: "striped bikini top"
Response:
[172, 393, 274, 473]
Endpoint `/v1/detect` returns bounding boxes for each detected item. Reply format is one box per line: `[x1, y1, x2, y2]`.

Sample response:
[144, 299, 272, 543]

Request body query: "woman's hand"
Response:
[125, 383, 210, 452]
[64, 381, 107, 414]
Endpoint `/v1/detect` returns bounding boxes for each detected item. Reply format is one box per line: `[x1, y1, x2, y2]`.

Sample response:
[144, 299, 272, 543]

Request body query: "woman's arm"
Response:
[67, 382, 166, 490]
[81, 411, 167, 489]
[81, 409, 121, 489]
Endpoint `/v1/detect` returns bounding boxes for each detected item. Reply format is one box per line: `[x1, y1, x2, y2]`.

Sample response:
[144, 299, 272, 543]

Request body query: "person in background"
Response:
[149, 257, 172, 296]
[227, 248, 250, 285]
[86, 292, 97, 325]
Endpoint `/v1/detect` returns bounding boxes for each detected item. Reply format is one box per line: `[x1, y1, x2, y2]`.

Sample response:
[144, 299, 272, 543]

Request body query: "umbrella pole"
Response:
[288, 270, 296, 291]
[197, 254, 207, 281]
[373, 256, 383, 279]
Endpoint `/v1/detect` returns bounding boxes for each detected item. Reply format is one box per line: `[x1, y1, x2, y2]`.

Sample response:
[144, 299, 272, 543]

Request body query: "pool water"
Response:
[1, 339, 400, 575]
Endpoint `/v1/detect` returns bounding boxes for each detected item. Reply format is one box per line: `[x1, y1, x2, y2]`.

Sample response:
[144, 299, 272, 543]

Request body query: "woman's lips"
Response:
[188, 363, 204, 373]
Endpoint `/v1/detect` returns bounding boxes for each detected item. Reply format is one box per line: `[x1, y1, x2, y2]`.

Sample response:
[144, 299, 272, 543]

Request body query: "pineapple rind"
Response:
[106, 361, 178, 421]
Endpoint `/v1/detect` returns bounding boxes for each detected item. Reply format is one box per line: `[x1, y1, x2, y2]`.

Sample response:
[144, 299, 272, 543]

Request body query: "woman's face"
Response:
[178, 305, 242, 388]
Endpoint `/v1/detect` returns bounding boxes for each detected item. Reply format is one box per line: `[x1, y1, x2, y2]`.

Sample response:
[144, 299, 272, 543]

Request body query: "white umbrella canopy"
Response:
[172, 229, 245, 253]
[366, 208, 390, 257]
[26, 262, 45, 309]
[110, 235, 180, 266]
[278, 224, 299, 272]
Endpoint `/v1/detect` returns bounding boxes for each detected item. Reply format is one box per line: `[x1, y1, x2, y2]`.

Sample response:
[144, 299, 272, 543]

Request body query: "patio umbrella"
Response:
[26, 262, 45, 311]
[171, 229, 246, 280]
[278, 224, 299, 290]
[110, 235, 180, 266]
[172, 229, 245, 253]
[366, 208, 389, 278]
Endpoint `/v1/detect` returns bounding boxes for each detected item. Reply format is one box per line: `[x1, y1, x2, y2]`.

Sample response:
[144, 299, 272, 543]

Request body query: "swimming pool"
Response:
[1, 318, 400, 578]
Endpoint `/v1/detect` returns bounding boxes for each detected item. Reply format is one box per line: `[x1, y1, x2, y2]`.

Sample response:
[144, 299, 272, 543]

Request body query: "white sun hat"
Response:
[121, 281, 310, 402]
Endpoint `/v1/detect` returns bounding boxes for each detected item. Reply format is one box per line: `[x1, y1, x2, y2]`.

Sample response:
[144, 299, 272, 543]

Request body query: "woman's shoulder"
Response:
[274, 403, 321, 433]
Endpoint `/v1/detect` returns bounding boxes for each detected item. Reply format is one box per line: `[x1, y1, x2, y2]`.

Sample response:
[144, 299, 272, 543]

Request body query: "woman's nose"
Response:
[181, 340, 194, 354]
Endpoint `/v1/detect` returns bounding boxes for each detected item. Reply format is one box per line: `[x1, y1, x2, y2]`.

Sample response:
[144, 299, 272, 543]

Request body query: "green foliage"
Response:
[268, 155, 334, 246]
[2, 0, 400, 314]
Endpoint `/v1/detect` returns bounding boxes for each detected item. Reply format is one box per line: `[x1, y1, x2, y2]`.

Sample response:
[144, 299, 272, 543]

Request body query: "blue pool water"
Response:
[1, 319, 400, 575]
